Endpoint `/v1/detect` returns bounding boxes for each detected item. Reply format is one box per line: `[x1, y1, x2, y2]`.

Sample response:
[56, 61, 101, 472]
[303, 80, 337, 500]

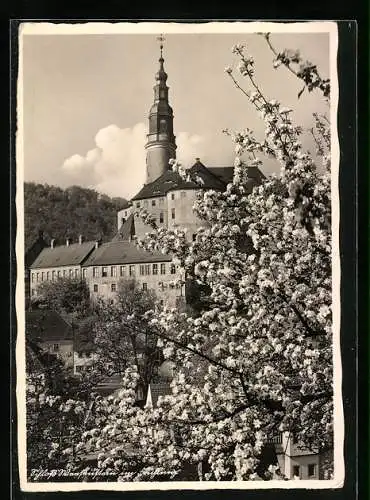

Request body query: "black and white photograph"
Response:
[16, 21, 342, 491]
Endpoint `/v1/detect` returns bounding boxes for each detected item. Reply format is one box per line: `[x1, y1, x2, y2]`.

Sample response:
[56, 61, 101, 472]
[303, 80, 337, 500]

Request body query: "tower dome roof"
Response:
[155, 57, 168, 83]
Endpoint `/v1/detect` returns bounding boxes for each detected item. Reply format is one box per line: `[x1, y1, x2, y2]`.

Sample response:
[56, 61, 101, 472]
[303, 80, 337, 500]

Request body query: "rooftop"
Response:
[131, 160, 227, 201]
[82, 240, 172, 267]
[26, 309, 73, 342]
[30, 241, 96, 269]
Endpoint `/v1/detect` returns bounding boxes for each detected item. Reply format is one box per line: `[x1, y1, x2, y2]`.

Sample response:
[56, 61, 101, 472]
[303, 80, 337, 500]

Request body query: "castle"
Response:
[28, 39, 264, 306]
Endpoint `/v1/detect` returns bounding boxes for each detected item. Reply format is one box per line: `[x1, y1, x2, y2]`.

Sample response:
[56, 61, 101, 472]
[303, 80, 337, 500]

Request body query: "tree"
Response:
[92, 280, 161, 402]
[43, 35, 333, 481]
[34, 277, 91, 318]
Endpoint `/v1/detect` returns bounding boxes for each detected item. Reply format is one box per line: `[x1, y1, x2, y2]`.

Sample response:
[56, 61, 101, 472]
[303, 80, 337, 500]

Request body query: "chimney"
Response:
[195, 157, 200, 162]
[66, 238, 71, 247]
[78, 235, 83, 245]
[95, 239, 101, 249]
[50, 239, 55, 249]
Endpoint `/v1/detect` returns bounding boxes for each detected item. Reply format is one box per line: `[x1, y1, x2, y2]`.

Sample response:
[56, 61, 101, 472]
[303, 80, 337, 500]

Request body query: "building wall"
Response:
[117, 206, 134, 229]
[41, 339, 74, 368]
[132, 195, 168, 237]
[166, 188, 203, 241]
[30, 265, 83, 296]
[281, 432, 320, 479]
[83, 261, 184, 307]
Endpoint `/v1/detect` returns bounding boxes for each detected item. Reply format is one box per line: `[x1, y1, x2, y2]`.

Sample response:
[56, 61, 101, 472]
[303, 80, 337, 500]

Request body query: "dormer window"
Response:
[152, 199, 156, 207]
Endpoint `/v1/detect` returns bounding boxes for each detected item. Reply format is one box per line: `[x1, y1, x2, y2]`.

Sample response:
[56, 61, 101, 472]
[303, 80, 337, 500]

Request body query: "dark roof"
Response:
[26, 309, 73, 342]
[112, 213, 135, 241]
[148, 380, 172, 407]
[25, 233, 48, 267]
[82, 240, 172, 267]
[208, 167, 235, 184]
[131, 161, 226, 201]
[30, 241, 96, 269]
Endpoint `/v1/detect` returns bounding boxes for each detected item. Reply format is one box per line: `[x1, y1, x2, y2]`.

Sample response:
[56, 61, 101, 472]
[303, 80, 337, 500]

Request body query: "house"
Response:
[25, 230, 48, 308]
[25, 309, 74, 369]
[29, 236, 96, 297]
[81, 240, 184, 307]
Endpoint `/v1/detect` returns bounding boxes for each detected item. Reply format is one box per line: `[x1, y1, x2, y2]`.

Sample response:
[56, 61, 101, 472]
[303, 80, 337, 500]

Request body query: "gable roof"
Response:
[112, 213, 135, 242]
[82, 240, 172, 267]
[30, 241, 96, 269]
[26, 309, 73, 342]
[147, 380, 172, 407]
[131, 161, 226, 201]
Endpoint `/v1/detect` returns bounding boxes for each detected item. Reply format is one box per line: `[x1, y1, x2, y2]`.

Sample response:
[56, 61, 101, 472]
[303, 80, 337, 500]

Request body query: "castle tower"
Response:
[145, 35, 176, 184]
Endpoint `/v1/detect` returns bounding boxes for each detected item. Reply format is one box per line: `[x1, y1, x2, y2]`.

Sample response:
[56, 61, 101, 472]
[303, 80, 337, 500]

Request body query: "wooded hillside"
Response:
[24, 183, 128, 250]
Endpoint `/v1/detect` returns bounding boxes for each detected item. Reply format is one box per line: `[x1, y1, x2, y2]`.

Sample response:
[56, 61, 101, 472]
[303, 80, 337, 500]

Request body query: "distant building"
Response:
[26, 309, 74, 369]
[29, 236, 96, 298]
[25, 230, 48, 308]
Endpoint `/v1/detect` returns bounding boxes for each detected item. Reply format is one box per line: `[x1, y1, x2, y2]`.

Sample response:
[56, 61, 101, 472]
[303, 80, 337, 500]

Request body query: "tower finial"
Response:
[157, 34, 165, 59]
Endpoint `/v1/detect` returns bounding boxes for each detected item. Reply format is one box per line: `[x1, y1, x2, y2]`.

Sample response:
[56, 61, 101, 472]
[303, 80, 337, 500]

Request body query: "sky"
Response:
[20, 25, 331, 200]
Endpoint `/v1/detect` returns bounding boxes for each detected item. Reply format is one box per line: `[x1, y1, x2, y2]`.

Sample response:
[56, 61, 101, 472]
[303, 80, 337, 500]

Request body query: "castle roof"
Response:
[82, 240, 172, 267]
[131, 160, 227, 201]
[30, 241, 96, 269]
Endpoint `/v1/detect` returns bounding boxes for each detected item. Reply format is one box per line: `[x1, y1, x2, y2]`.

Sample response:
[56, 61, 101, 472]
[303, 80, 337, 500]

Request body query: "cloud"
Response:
[61, 123, 205, 199]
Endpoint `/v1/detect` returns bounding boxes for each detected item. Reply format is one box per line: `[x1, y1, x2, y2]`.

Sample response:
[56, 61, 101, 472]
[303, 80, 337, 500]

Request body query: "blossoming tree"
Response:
[43, 35, 333, 481]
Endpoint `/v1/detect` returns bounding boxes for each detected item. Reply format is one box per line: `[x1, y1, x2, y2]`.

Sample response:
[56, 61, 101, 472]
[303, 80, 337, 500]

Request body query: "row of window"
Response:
[31, 263, 177, 284]
[134, 192, 187, 209]
[92, 263, 176, 278]
[93, 282, 146, 293]
[31, 268, 86, 283]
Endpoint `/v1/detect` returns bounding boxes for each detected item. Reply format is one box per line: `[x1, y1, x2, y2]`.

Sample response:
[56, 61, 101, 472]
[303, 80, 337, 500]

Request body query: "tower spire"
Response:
[145, 35, 176, 184]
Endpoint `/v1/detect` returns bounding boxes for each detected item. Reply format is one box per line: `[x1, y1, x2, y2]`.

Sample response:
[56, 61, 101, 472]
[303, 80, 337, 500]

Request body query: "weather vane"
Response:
[157, 34, 165, 58]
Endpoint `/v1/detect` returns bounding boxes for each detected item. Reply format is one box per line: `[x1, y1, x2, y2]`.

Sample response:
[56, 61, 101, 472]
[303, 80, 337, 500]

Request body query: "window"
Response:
[144, 200, 148, 208]
[36, 272, 40, 282]
[171, 208, 175, 220]
[52, 270, 56, 281]
[181, 191, 186, 198]
[31, 273, 35, 283]
[192, 234, 197, 241]
[159, 197, 164, 206]
[111, 266, 117, 277]
[159, 212, 164, 223]
[46, 271, 50, 281]
[82, 268, 87, 279]
[111, 283, 117, 292]
[57, 271, 61, 278]
[41, 272, 44, 281]
[69, 269, 74, 278]
[93, 267, 99, 278]
[142, 283, 148, 291]
[53, 344, 59, 352]
[292, 465, 300, 478]
[170, 264, 176, 274]
[308, 464, 316, 477]
[129, 265, 135, 277]
[32, 289, 36, 296]
[171, 193, 175, 200]
[152, 264, 158, 275]
[139, 265, 145, 276]
[121, 217, 126, 226]
[102, 267, 108, 277]
[120, 266, 125, 277]
[151, 199, 156, 206]
[93, 284, 98, 293]
[67, 351, 72, 357]
[75, 269, 79, 278]
[136, 202, 140, 208]
[145, 264, 150, 275]
[160, 263, 166, 275]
